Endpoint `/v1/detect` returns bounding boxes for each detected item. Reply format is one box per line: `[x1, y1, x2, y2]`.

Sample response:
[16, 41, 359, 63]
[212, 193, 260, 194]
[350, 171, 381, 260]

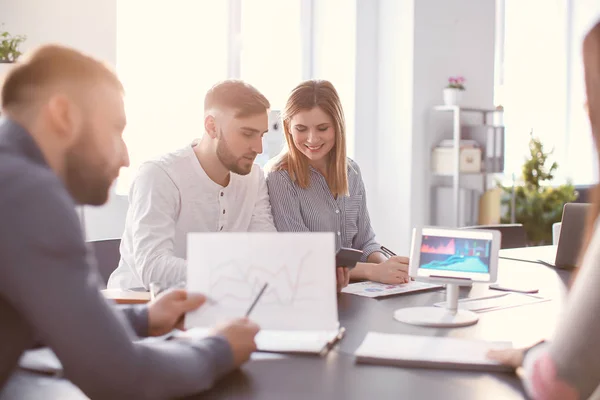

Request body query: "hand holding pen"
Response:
[366, 246, 411, 284]
[208, 283, 267, 368]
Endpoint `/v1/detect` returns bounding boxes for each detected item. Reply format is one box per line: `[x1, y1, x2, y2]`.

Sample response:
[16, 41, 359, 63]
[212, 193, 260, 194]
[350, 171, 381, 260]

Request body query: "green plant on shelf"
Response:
[498, 131, 578, 245]
[0, 24, 26, 63]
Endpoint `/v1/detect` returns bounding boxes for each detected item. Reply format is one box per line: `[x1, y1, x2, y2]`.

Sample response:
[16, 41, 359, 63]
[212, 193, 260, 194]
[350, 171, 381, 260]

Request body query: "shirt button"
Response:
[223, 209, 226, 214]
[220, 192, 224, 197]
[335, 209, 340, 214]
[337, 231, 341, 236]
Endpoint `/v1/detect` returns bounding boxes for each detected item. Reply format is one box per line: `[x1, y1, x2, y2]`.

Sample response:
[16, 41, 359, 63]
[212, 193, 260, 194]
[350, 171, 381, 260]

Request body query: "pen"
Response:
[245, 282, 269, 317]
[380, 245, 396, 258]
[380, 246, 413, 283]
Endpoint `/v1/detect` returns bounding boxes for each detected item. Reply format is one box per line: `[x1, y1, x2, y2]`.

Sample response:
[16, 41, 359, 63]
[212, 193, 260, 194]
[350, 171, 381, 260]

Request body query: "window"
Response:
[497, 0, 600, 185]
[313, 0, 357, 158]
[239, 0, 303, 111]
[116, 0, 357, 194]
[116, 1, 228, 194]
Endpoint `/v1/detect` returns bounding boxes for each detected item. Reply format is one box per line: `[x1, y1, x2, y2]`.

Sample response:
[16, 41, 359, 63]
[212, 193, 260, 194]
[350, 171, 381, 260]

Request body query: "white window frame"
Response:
[227, 0, 315, 81]
[495, 0, 597, 186]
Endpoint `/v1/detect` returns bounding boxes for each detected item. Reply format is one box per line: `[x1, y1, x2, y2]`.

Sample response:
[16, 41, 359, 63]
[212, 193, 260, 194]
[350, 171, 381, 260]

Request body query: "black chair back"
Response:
[88, 239, 121, 288]
[461, 224, 527, 249]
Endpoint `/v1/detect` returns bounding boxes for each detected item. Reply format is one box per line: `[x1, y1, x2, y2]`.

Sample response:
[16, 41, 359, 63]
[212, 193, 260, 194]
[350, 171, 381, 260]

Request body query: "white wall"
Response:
[353, 0, 496, 254]
[1, 0, 128, 240]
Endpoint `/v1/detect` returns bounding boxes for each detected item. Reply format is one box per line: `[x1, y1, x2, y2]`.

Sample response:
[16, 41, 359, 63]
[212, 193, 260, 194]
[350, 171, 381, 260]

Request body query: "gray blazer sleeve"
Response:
[0, 174, 234, 399]
[117, 304, 149, 338]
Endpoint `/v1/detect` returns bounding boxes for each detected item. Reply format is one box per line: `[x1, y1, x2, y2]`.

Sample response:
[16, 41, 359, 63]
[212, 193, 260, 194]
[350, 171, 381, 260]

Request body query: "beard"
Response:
[215, 130, 256, 176]
[64, 131, 115, 206]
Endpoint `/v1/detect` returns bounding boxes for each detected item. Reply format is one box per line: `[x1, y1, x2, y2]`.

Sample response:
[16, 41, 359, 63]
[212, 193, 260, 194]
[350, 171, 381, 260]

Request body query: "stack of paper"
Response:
[342, 281, 443, 298]
[354, 332, 513, 372]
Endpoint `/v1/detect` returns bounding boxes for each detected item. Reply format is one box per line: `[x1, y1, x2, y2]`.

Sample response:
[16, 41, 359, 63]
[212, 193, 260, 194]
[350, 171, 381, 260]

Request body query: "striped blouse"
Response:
[265, 158, 382, 262]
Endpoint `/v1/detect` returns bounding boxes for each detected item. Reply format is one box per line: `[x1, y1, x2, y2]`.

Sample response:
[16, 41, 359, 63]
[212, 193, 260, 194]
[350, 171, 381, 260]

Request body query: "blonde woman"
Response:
[266, 80, 409, 291]
[487, 21, 600, 400]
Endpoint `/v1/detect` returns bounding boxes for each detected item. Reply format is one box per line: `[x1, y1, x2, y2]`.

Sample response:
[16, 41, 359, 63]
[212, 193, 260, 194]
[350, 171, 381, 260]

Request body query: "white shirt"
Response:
[107, 143, 276, 289]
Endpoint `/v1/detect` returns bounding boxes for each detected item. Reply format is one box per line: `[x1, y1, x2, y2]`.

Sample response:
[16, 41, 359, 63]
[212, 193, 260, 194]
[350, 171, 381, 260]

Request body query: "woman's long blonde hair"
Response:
[271, 80, 348, 196]
[575, 22, 600, 278]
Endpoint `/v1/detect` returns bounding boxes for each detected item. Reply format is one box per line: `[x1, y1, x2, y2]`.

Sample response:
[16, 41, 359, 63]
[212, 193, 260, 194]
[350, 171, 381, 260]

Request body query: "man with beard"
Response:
[108, 80, 276, 290]
[0, 45, 259, 398]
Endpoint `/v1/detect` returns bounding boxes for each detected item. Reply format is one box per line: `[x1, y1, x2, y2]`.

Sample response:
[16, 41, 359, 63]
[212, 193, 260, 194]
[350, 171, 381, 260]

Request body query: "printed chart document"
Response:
[355, 332, 513, 372]
[342, 281, 443, 298]
[185, 232, 342, 354]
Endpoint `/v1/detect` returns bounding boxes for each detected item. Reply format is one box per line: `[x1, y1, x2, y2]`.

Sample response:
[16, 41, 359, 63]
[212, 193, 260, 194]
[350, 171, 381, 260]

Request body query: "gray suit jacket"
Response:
[0, 119, 234, 399]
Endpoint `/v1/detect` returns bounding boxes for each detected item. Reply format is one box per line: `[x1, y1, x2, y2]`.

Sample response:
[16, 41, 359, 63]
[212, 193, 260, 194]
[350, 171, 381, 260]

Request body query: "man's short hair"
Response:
[1, 44, 122, 112]
[204, 80, 270, 118]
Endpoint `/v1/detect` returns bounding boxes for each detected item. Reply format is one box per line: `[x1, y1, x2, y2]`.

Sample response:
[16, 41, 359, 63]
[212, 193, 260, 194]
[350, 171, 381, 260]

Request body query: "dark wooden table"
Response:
[1, 257, 570, 399]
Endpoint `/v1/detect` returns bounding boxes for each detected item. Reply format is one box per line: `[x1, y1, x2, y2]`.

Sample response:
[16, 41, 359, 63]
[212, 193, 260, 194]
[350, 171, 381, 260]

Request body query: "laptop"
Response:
[538, 203, 590, 269]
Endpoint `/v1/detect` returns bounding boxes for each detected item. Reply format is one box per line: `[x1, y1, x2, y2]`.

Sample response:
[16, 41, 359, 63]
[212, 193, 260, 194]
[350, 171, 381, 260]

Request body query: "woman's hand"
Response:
[367, 256, 410, 284]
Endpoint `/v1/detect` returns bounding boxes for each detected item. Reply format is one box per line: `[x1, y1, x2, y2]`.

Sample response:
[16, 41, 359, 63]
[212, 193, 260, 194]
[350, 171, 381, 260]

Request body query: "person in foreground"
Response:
[266, 80, 410, 291]
[487, 21, 600, 400]
[0, 45, 259, 399]
[108, 79, 276, 290]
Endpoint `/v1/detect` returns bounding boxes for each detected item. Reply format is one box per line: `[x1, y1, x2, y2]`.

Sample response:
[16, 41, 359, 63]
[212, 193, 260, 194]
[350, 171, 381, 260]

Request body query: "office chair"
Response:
[88, 239, 121, 288]
[461, 223, 528, 249]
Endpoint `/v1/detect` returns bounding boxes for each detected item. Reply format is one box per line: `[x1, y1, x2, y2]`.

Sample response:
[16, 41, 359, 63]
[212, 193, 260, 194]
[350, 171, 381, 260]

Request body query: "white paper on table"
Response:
[434, 292, 550, 312]
[342, 280, 443, 298]
[354, 332, 513, 372]
[18, 348, 63, 375]
[185, 232, 339, 331]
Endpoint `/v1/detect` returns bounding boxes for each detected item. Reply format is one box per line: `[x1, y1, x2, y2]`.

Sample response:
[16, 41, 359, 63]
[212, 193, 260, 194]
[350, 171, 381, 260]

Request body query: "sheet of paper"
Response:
[342, 281, 443, 298]
[18, 348, 63, 375]
[434, 292, 550, 312]
[185, 232, 339, 331]
[355, 332, 512, 369]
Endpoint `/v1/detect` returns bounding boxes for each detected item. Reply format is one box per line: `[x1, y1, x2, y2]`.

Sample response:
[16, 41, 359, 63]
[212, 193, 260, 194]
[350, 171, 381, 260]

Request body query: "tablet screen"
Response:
[419, 235, 492, 274]
[410, 227, 500, 283]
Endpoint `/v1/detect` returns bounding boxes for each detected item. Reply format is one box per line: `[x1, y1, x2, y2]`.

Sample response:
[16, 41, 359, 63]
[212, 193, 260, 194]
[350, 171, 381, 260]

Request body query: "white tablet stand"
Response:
[393, 283, 478, 328]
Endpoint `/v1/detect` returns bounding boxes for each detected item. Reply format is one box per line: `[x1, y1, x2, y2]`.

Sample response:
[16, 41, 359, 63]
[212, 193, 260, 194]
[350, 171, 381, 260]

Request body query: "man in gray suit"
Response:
[0, 45, 259, 399]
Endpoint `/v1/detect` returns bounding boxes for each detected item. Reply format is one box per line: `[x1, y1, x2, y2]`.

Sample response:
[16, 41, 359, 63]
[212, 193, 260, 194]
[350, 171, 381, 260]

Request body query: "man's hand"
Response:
[336, 267, 350, 292]
[147, 289, 205, 337]
[210, 318, 260, 367]
[368, 256, 410, 284]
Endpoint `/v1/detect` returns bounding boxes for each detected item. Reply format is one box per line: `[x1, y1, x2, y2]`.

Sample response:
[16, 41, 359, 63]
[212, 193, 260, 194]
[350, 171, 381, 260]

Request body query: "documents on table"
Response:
[433, 292, 550, 313]
[342, 281, 443, 298]
[354, 332, 513, 372]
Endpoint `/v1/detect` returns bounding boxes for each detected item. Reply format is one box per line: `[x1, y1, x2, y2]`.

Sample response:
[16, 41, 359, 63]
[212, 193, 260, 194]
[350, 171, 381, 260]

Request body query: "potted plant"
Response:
[443, 76, 466, 106]
[0, 25, 26, 63]
[498, 132, 578, 245]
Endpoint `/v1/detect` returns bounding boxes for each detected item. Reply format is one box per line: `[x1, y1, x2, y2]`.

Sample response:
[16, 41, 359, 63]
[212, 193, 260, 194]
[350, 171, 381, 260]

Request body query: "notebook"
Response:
[354, 332, 513, 372]
[176, 327, 345, 356]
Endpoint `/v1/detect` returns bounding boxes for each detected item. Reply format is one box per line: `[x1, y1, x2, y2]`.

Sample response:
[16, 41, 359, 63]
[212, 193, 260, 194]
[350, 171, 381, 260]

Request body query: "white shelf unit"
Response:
[431, 106, 505, 227]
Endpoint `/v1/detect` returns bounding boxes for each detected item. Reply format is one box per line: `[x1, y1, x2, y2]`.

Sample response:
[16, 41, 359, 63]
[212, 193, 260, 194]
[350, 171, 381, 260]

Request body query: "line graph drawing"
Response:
[209, 251, 322, 307]
[185, 232, 338, 330]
